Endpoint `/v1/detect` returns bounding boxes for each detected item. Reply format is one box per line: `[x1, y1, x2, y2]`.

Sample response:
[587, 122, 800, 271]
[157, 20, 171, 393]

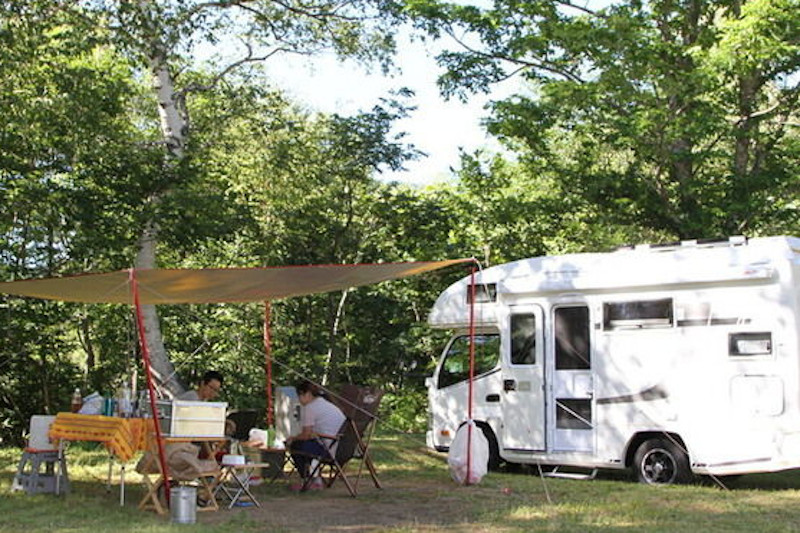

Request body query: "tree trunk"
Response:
[135, 221, 184, 397]
[132, 30, 189, 397]
[729, 0, 761, 234]
[321, 288, 350, 386]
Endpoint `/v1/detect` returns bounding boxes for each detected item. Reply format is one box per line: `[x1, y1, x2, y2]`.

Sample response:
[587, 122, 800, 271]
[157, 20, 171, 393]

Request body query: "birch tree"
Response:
[84, 0, 403, 395]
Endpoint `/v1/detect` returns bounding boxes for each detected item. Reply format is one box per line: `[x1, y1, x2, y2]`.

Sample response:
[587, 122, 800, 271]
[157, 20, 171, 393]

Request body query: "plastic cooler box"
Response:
[153, 400, 228, 437]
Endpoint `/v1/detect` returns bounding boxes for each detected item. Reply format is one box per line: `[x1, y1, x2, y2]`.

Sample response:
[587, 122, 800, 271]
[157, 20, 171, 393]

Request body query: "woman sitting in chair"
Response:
[286, 380, 345, 491]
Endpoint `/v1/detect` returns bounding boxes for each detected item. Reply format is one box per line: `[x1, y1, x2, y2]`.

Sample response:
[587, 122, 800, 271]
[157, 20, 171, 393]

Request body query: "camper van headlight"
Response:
[729, 332, 772, 356]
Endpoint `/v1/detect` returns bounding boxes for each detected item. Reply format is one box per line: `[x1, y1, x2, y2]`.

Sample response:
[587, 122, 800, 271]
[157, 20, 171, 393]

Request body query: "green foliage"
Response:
[3, 0, 799, 446]
[408, 0, 800, 239]
[381, 389, 429, 432]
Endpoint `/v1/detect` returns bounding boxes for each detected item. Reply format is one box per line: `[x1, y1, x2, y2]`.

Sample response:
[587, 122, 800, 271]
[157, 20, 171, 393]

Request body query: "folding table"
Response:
[48, 412, 148, 504]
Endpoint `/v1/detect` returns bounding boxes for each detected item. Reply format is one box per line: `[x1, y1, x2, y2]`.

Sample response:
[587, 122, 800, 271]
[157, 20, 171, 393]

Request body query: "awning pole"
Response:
[264, 301, 274, 428]
[466, 263, 477, 485]
[130, 269, 171, 505]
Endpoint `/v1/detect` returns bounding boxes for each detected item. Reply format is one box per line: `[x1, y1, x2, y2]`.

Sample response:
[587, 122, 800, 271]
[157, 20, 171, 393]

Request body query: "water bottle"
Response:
[70, 388, 82, 413]
[117, 385, 133, 417]
[138, 390, 151, 418]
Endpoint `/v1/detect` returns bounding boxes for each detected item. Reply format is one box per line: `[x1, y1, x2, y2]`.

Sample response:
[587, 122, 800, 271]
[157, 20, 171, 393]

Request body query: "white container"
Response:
[148, 400, 228, 437]
[221, 454, 245, 466]
[274, 386, 300, 443]
[28, 415, 57, 451]
[170, 486, 196, 524]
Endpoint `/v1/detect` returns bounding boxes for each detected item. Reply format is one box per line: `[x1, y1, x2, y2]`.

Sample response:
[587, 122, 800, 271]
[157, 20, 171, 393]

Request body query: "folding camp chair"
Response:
[137, 440, 222, 514]
[226, 410, 260, 441]
[293, 417, 360, 496]
[333, 384, 384, 492]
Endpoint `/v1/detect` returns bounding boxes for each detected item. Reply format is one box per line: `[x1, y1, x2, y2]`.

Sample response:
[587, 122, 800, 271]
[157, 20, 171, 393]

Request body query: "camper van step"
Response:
[542, 468, 597, 481]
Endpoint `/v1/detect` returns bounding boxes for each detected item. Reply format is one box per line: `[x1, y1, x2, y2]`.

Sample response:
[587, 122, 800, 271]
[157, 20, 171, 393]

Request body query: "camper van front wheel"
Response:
[633, 438, 691, 485]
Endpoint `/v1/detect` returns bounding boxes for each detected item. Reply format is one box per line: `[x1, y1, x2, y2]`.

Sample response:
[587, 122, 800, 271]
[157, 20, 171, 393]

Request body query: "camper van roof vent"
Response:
[616, 235, 748, 253]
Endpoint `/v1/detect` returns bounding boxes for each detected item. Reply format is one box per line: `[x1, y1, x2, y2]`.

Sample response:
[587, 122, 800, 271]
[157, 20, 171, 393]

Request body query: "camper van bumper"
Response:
[426, 429, 452, 452]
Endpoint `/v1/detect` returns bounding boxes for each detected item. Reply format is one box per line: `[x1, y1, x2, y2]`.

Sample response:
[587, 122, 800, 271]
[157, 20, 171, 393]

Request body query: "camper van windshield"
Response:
[438, 334, 500, 389]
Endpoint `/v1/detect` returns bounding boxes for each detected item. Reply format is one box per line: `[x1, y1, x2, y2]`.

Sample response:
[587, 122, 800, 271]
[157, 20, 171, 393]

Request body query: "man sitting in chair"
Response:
[178, 370, 223, 402]
[136, 370, 225, 508]
[286, 380, 345, 491]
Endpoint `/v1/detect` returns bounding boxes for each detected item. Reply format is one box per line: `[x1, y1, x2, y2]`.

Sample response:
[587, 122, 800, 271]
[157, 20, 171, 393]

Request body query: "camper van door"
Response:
[551, 304, 594, 453]
[501, 305, 546, 452]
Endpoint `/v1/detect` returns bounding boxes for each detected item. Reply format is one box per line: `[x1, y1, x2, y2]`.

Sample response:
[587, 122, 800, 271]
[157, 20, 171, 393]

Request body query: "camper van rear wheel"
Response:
[633, 438, 691, 485]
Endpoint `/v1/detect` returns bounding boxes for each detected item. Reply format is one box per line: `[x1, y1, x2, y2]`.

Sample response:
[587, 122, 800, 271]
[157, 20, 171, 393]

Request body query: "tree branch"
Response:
[446, 28, 586, 84]
[555, 0, 607, 19]
[179, 42, 287, 97]
[267, 0, 364, 21]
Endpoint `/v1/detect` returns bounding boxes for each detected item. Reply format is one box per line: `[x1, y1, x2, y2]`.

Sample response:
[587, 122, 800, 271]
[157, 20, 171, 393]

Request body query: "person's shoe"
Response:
[288, 478, 324, 492]
[307, 478, 325, 491]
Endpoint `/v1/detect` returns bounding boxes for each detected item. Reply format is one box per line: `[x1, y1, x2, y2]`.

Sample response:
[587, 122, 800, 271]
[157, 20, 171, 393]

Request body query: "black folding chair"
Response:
[332, 385, 383, 491]
[226, 410, 260, 441]
[292, 418, 359, 496]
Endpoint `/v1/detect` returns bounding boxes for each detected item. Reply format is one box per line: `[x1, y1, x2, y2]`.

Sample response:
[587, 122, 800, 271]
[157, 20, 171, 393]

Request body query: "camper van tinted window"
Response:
[603, 298, 674, 330]
[467, 283, 497, 303]
[511, 314, 536, 365]
[438, 334, 500, 389]
[555, 306, 590, 370]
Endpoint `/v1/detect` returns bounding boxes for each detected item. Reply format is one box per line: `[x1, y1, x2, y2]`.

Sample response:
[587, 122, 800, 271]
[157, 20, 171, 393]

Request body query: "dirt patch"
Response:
[201, 478, 491, 532]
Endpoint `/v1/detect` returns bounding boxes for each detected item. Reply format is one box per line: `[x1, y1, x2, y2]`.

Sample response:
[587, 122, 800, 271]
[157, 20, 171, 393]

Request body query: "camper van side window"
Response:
[438, 334, 500, 389]
[467, 283, 497, 304]
[511, 314, 536, 365]
[555, 306, 591, 370]
[603, 298, 674, 330]
[556, 399, 592, 430]
[729, 332, 772, 357]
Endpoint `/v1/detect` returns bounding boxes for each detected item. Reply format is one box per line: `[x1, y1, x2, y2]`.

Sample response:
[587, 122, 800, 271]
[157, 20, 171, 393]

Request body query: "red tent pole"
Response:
[263, 301, 274, 428]
[466, 263, 477, 485]
[130, 269, 171, 505]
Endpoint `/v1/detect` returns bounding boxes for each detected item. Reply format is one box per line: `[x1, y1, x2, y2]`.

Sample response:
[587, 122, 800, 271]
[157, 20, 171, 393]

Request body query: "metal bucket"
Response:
[170, 486, 197, 524]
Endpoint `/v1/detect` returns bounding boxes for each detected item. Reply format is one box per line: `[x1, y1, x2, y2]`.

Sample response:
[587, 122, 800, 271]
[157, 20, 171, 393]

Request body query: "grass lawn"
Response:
[3, 433, 800, 532]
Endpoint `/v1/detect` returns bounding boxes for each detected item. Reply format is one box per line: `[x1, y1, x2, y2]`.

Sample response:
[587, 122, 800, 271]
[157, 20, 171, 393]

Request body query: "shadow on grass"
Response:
[4, 437, 800, 532]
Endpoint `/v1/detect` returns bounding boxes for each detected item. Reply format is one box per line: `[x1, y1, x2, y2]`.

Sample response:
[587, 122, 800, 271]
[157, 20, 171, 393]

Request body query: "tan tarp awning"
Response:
[0, 260, 470, 304]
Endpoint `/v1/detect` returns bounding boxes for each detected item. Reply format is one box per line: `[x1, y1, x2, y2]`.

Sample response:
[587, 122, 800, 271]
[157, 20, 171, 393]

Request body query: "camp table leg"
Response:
[227, 464, 262, 508]
[213, 466, 237, 505]
[107, 454, 113, 493]
[120, 464, 125, 506]
[56, 440, 65, 495]
[105, 452, 127, 506]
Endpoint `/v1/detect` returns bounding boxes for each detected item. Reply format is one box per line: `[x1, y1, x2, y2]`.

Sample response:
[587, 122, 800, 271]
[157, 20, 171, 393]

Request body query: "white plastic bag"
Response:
[447, 420, 489, 485]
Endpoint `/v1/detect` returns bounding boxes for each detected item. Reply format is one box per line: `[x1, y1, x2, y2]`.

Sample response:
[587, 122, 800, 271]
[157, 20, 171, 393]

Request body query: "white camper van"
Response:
[426, 236, 800, 484]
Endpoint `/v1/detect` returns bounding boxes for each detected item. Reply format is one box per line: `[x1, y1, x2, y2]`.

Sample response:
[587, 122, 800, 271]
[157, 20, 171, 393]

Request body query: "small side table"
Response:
[215, 462, 271, 508]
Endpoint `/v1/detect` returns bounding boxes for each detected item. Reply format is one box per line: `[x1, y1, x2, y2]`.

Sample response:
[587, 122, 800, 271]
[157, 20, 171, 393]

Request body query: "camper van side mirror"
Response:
[424, 377, 434, 389]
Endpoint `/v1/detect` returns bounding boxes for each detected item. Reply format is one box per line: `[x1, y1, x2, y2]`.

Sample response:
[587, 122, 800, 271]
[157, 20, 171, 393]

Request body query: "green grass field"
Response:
[3, 434, 800, 532]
